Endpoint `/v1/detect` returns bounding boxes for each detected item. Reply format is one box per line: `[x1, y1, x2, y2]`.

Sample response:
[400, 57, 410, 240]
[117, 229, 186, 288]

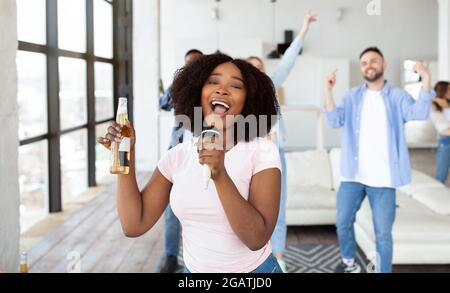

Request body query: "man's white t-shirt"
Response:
[342, 89, 392, 188]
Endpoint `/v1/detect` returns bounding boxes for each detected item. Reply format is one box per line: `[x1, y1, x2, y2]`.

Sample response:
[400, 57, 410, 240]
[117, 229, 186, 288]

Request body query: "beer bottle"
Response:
[110, 97, 131, 175]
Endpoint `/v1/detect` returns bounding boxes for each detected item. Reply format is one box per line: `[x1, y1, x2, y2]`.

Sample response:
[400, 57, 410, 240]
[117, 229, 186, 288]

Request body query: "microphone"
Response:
[200, 126, 221, 190]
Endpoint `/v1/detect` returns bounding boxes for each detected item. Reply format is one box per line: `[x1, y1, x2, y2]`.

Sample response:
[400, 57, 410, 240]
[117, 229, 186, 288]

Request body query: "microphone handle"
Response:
[200, 127, 220, 190]
[203, 164, 211, 189]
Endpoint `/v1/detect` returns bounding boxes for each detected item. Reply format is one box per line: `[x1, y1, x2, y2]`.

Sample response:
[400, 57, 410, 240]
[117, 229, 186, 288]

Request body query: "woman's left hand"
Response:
[197, 138, 226, 180]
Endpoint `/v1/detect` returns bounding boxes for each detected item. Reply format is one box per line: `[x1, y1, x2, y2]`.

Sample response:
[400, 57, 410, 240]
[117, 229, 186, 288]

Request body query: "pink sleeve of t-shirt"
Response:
[157, 145, 181, 183]
[157, 153, 174, 183]
[252, 138, 282, 175]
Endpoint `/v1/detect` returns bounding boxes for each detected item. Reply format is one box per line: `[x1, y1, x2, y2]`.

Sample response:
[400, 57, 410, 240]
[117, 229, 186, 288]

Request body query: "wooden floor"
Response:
[27, 149, 450, 273]
[28, 173, 164, 273]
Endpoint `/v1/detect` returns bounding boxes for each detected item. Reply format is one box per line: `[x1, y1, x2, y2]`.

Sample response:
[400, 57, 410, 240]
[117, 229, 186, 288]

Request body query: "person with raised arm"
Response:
[324, 47, 434, 273]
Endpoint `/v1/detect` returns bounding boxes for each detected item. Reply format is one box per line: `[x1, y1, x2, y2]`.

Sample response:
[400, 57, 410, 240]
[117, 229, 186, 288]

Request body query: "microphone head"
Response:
[201, 126, 221, 138]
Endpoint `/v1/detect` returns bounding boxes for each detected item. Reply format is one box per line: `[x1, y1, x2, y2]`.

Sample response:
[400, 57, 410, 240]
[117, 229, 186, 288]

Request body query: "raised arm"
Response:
[401, 61, 435, 122]
[271, 11, 317, 90]
[325, 69, 338, 112]
[415, 61, 432, 92]
[298, 10, 317, 39]
[324, 70, 346, 128]
[97, 120, 172, 237]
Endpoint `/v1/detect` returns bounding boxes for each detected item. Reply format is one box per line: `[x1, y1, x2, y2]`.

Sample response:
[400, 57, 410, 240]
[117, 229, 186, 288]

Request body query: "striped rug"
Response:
[284, 244, 369, 273]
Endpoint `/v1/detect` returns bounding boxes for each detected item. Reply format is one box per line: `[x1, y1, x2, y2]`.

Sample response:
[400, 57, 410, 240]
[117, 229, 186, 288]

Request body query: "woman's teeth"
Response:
[211, 101, 230, 115]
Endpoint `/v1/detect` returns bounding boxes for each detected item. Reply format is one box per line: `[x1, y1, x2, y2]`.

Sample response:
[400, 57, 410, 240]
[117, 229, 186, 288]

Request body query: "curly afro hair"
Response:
[170, 53, 279, 142]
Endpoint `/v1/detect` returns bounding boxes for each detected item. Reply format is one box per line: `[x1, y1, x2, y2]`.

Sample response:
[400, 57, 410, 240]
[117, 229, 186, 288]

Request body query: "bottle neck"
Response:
[116, 101, 128, 125]
[117, 102, 128, 114]
[20, 253, 27, 264]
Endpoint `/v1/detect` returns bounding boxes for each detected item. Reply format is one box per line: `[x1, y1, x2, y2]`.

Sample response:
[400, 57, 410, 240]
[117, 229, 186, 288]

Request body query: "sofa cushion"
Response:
[411, 186, 450, 215]
[398, 170, 445, 196]
[329, 148, 341, 191]
[285, 150, 333, 189]
[356, 192, 450, 244]
[327, 150, 443, 195]
[286, 186, 336, 210]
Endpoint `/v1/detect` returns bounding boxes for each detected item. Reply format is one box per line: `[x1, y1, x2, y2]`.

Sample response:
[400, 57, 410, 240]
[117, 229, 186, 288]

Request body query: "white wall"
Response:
[157, 0, 438, 149]
[161, 0, 437, 87]
[0, 0, 20, 273]
[274, 57, 350, 149]
[438, 0, 450, 80]
[133, 0, 160, 171]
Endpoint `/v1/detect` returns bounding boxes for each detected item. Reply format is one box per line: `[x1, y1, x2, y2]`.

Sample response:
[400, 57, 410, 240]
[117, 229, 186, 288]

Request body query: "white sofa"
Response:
[285, 148, 450, 264]
[285, 150, 337, 225]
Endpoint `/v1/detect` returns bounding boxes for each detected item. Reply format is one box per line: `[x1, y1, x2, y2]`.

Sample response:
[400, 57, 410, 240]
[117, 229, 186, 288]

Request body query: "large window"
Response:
[17, 0, 46, 45]
[17, 51, 48, 141]
[58, 0, 87, 53]
[61, 129, 88, 206]
[94, 0, 113, 59]
[17, 0, 133, 232]
[59, 57, 88, 130]
[95, 62, 114, 122]
[18, 141, 49, 233]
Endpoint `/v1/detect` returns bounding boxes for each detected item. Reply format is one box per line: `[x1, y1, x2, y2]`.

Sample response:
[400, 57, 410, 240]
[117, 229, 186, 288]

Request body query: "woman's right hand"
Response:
[97, 120, 136, 150]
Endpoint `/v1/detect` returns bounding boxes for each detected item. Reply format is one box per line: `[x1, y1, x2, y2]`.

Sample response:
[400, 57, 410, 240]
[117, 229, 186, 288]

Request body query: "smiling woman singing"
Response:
[97, 53, 282, 273]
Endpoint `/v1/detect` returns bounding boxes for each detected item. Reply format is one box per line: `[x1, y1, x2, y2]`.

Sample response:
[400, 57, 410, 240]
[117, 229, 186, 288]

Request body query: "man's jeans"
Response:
[336, 182, 396, 273]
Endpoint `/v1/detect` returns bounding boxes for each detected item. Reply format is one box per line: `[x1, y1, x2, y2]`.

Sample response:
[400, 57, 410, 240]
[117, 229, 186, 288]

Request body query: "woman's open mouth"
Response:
[210, 100, 230, 117]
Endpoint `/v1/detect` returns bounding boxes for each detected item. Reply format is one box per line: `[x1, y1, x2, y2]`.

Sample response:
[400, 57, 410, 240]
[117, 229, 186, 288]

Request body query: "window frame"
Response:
[18, 0, 133, 213]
